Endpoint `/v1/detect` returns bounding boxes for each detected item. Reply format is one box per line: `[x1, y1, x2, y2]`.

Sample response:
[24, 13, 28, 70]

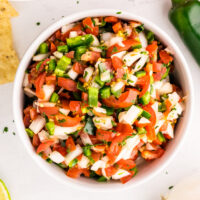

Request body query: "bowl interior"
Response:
[13, 9, 193, 191]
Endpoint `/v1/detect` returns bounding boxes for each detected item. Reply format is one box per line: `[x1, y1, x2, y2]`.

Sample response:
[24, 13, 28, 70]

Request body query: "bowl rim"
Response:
[13, 8, 194, 192]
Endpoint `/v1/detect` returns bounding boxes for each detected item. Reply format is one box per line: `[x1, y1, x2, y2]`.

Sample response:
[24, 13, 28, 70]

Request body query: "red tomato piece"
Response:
[65, 51, 75, 59]
[72, 62, 86, 74]
[81, 51, 101, 62]
[50, 42, 56, 53]
[107, 39, 141, 57]
[153, 62, 162, 72]
[57, 77, 78, 92]
[66, 167, 83, 178]
[141, 148, 164, 160]
[159, 50, 173, 64]
[116, 123, 134, 135]
[34, 72, 46, 99]
[32, 134, 40, 147]
[136, 75, 150, 98]
[66, 136, 76, 152]
[146, 41, 158, 56]
[30, 108, 37, 120]
[53, 144, 67, 156]
[120, 174, 133, 184]
[54, 113, 81, 127]
[39, 106, 59, 116]
[69, 101, 82, 114]
[112, 22, 123, 33]
[82, 17, 99, 36]
[153, 66, 167, 81]
[117, 159, 136, 170]
[45, 75, 56, 85]
[36, 140, 55, 154]
[91, 152, 101, 162]
[146, 124, 156, 141]
[96, 129, 115, 142]
[23, 113, 31, 128]
[105, 166, 118, 177]
[104, 16, 119, 23]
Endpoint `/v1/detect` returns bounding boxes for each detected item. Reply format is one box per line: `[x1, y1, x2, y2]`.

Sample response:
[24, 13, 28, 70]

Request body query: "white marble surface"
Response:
[0, 0, 200, 199]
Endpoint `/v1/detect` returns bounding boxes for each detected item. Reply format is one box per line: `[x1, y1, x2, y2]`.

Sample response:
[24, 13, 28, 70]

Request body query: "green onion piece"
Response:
[66, 34, 94, 48]
[111, 89, 122, 98]
[130, 167, 138, 177]
[38, 42, 48, 54]
[88, 87, 99, 107]
[97, 176, 107, 182]
[45, 121, 55, 135]
[95, 74, 105, 87]
[57, 45, 69, 53]
[55, 56, 71, 76]
[50, 92, 59, 103]
[136, 127, 147, 135]
[48, 59, 56, 72]
[146, 31, 155, 44]
[103, 106, 114, 116]
[141, 110, 151, 119]
[140, 91, 151, 105]
[83, 145, 92, 157]
[150, 76, 154, 84]
[25, 128, 34, 138]
[157, 132, 166, 143]
[69, 158, 78, 168]
[161, 66, 170, 80]
[75, 46, 87, 60]
[132, 44, 142, 50]
[100, 86, 110, 99]
[135, 71, 146, 78]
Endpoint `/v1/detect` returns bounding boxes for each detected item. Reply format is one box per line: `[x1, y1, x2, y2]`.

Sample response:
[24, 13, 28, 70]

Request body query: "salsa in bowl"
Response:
[13, 10, 193, 190]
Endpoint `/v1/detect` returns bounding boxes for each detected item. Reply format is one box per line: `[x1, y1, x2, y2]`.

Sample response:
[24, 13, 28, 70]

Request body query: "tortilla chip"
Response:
[0, 17, 19, 84]
[0, 0, 18, 18]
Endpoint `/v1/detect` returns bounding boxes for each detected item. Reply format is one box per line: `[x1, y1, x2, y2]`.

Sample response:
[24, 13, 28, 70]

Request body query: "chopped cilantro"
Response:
[36, 22, 40, 26]
[3, 127, 8, 133]
[12, 132, 16, 136]
[168, 186, 174, 190]
[112, 46, 118, 53]
[76, 0, 79, 4]
[58, 119, 66, 123]
[116, 11, 122, 14]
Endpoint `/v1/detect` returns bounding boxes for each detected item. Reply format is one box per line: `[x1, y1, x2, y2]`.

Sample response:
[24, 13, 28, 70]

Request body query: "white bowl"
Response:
[13, 9, 194, 191]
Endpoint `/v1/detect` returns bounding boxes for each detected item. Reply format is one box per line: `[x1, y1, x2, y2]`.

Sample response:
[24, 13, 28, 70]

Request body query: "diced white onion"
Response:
[111, 51, 127, 59]
[65, 144, 83, 165]
[112, 169, 130, 179]
[78, 155, 90, 168]
[80, 132, 93, 145]
[59, 108, 70, 116]
[91, 160, 106, 171]
[29, 115, 46, 134]
[53, 51, 63, 59]
[139, 32, 148, 48]
[38, 130, 49, 142]
[49, 151, 65, 164]
[67, 68, 78, 80]
[42, 84, 55, 101]
[93, 116, 114, 130]
[83, 67, 94, 82]
[69, 31, 78, 38]
[24, 88, 36, 98]
[91, 35, 100, 46]
[32, 53, 49, 61]
[23, 74, 31, 88]
[61, 23, 75, 34]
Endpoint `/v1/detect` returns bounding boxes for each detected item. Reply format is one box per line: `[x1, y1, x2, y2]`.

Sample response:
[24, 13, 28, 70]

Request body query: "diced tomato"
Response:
[104, 16, 118, 23]
[24, 106, 32, 115]
[32, 134, 40, 147]
[81, 51, 101, 63]
[160, 121, 168, 132]
[146, 124, 156, 141]
[61, 23, 83, 41]
[136, 75, 150, 98]
[141, 148, 164, 160]
[92, 145, 106, 153]
[81, 92, 88, 102]
[58, 77, 78, 92]
[60, 99, 70, 109]
[95, 168, 102, 176]
[34, 72, 46, 99]
[103, 89, 139, 108]
[116, 123, 134, 135]
[69, 101, 82, 114]
[112, 22, 122, 33]
[96, 129, 115, 142]
[50, 42, 56, 53]
[60, 92, 71, 100]
[30, 108, 37, 120]
[66, 136, 76, 152]
[53, 113, 81, 127]
[82, 169, 90, 177]
[112, 56, 124, 70]
[120, 174, 133, 184]
[39, 106, 59, 116]
[105, 166, 118, 177]
[153, 62, 162, 72]
[116, 68, 125, 79]
[142, 105, 156, 126]
[66, 167, 83, 178]
[164, 99, 172, 117]
[134, 120, 150, 128]
[45, 75, 56, 85]
[82, 17, 99, 36]
[146, 41, 158, 56]
[36, 140, 55, 154]
[53, 144, 67, 156]
[159, 50, 173, 64]
[78, 77, 85, 83]
[23, 113, 31, 128]
[107, 39, 141, 57]
[117, 159, 136, 170]
[55, 30, 61, 40]
[153, 67, 167, 81]
[91, 152, 101, 162]
[73, 62, 86, 74]
[93, 109, 107, 117]
[65, 51, 75, 59]
[89, 135, 100, 145]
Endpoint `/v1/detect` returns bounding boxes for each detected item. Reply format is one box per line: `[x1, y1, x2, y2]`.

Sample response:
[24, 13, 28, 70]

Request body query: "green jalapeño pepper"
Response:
[169, 0, 200, 65]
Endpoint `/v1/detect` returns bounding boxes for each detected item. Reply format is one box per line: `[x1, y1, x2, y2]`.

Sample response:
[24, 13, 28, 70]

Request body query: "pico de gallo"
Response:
[23, 16, 184, 184]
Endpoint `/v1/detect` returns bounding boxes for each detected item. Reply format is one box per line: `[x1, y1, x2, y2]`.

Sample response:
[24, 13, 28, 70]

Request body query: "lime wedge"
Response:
[0, 179, 11, 200]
